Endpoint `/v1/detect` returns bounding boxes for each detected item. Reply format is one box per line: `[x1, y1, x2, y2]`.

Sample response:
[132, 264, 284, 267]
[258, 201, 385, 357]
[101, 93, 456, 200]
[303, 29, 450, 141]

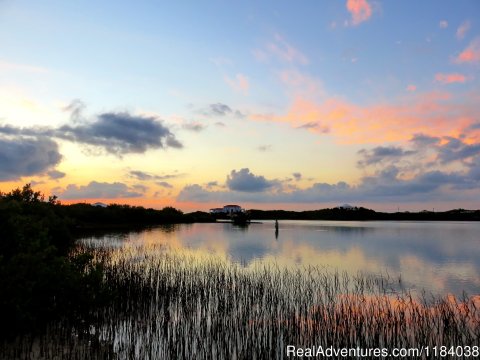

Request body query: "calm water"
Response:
[85, 220, 480, 296]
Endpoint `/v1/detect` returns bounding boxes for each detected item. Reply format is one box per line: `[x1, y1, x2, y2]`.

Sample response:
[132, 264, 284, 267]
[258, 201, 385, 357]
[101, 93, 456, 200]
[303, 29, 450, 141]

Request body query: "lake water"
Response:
[85, 220, 480, 297]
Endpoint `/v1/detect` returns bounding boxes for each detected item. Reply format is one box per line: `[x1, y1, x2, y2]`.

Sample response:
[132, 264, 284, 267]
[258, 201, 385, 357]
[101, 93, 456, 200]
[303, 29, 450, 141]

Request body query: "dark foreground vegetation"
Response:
[0, 185, 112, 343]
[2, 243, 479, 359]
[0, 184, 210, 340]
[248, 207, 480, 221]
[1, 184, 479, 358]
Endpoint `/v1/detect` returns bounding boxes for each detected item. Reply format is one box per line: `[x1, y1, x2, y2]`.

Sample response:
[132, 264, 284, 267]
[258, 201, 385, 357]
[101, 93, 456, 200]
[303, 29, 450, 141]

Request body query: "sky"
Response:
[0, 0, 479, 212]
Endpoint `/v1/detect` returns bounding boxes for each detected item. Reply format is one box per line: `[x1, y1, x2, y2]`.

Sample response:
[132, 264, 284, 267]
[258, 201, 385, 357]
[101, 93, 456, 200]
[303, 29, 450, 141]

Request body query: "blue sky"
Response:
[1, 0, 479, 211]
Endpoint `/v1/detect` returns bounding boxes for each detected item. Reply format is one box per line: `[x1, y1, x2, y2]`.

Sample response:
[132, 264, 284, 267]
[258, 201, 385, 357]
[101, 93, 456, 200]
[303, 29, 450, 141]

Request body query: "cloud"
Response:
[226, 168, 277, 192]
[410, 133, 441, 147]
[128, 170, 153, 181]
[456, 20, 471, 40]
[255, 34, 309, 65]
[358, 168, 472, 197]
[278, 69, 324, 99]
[439, 20, 448, 29]
[177, 165, 480, 205]
[156, 173, 182, 180]
[206, 181, 218, 189]
[455, 38, 480, 63]
[357, 146, 416, 167]
[0, 124, 53, 137]
[296, 122, 319, 129]
[209, 103, 232, 116]
[292, 172, 302, 181]
[406, 133, 480, 165]
[0, 136, 61, 181]
[435, 137, 480, 164]
[361, 133, 480, 174]
[0, 109, 183, 156]
[224, 73, 249, 95]
[257, 145, 272, 152]
[435, 73, 467, 84]
[468, 122, 480, 131]
[47, 169, 66, 180]
[296, 121, 330, 133]
[346, 0, 372, 26]
[361, 133, 480, 172]
[132, 184, 148, 193]
[57, 181, 143, 199]
[406, 84, 417, 92]
[30, 180, 45, 186]
[156, 181, 173, 188]
[57, 112, 182, 155]
[177, 184, 218, 202]
[251, 91, 478, 145]
[63, 99, 86, 122]
[128, 170, 183, 181]
[200, 103, 245, 118]
[178, 131, 480, 205]
[182, 121, 206, 132]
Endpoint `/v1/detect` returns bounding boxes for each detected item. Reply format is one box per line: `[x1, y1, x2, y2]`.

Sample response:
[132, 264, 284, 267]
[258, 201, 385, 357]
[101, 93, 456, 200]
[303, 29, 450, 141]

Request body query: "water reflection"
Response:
[80, 220, 480, 296]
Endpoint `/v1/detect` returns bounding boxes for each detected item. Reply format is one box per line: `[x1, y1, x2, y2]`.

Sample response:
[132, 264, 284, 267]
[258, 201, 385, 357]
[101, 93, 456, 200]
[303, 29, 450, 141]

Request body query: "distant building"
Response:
[337, 204, 355, 210]
[93, 202, 108, 208]
[223, 204, 243, 214]
[209, 204, 243, 214]
[209, 207, 224, 214]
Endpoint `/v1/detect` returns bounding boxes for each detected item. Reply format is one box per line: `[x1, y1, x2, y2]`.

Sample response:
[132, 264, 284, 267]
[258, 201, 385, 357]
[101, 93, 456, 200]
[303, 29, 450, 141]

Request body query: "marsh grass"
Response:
[2, 242, 479, 359]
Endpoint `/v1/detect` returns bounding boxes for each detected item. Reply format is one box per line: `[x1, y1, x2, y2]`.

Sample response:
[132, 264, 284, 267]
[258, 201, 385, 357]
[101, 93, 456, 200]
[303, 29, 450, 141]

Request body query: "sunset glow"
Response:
[1, 1, 479, 211]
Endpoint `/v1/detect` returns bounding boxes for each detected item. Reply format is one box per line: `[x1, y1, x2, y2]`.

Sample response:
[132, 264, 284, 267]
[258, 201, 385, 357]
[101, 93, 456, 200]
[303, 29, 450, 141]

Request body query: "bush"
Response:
[0, 184, 106, 339]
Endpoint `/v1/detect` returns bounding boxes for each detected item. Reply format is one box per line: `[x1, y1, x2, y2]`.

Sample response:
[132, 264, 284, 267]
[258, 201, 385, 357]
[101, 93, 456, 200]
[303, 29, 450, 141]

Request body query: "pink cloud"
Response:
[346, 0, 372, 26]
[456, 20, 471, 40]
[456, 38, 480, 63]
[435, 73, 467, 84]
[224, 73, 249, 95]
[255, 34, 308, 65]
[406, 84, 417, 92]
[439, 20, 448, 29]
[251, 91, 478, 145]
[278, 69, 324, 99]
[252, 49, 268, 63]
[269, 34, 309, 64]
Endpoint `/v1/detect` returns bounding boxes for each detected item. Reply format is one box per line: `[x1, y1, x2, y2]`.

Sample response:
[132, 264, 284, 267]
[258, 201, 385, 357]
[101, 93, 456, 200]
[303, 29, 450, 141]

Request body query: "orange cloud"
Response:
[456, 38, 480, 63]
[346, 0, 372, 26]
[435, 73, 467, 84]
[251, 91, 477, 144]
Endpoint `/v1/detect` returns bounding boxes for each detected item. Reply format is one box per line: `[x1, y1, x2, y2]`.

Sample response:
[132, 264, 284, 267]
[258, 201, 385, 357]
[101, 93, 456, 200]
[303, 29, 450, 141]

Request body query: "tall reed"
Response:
[2, 242, 479, 359]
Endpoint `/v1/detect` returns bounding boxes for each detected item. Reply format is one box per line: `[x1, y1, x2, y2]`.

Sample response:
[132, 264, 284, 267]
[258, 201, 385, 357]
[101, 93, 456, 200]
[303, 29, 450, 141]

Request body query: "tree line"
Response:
[0, 184, 213, 340]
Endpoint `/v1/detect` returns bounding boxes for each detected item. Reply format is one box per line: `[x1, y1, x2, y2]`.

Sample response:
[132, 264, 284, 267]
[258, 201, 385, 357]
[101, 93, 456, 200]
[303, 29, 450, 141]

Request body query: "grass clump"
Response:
[9, 242, 474, 359]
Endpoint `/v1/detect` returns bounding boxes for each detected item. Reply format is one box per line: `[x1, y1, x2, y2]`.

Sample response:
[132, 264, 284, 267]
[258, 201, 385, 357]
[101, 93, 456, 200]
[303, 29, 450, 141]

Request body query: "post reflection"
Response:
[83, 220, 480, 296]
